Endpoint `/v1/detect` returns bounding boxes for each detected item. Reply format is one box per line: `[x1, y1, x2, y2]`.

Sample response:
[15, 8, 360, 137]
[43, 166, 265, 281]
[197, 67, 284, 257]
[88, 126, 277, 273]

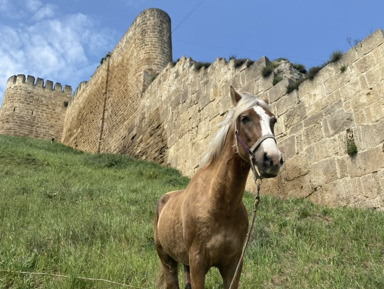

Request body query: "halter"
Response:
[234, 123, 276, 180]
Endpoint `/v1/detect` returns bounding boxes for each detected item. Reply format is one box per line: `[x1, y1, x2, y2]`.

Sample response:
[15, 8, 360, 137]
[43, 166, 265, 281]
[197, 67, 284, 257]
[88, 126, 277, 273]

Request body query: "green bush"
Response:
[307, 66, 322, 80]
[329, 50, 343, 63]
[261, 62, 279, 77]
[273, 75, 283, 86]
[293, 63, 307, 74]
[194, 62, 211, 71]
[347, 141, 358, 155]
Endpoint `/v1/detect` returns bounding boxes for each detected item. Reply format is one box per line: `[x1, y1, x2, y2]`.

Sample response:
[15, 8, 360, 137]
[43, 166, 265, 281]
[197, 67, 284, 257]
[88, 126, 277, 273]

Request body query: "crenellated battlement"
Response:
[7, 74, 72, 94]
[0, 74, 72, 142]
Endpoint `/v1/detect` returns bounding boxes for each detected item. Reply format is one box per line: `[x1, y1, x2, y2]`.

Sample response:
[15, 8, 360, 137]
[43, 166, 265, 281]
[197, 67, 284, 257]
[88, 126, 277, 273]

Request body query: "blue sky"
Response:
[0, 0, 383, 105]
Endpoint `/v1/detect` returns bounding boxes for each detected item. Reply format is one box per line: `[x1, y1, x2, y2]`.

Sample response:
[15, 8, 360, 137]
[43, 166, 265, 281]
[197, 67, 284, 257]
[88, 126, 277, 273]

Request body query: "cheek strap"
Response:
[234, 125, 277, 180]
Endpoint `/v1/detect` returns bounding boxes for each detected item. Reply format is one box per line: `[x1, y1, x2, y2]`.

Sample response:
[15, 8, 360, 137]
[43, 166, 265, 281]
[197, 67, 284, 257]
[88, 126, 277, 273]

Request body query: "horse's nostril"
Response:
[280, 157, 284, 165]
[264, 152, 272, 164]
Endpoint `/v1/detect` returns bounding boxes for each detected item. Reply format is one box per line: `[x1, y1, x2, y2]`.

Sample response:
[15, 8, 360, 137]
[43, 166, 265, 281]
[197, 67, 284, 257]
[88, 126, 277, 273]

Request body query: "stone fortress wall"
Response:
[0, 8, 383, 209]
[0, 75, 71, 140]
[137, 28, 384, 210]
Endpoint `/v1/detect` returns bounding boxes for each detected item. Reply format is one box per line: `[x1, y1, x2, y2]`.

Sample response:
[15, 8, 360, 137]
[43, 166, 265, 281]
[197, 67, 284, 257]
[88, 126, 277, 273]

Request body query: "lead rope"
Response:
[229, 154, 262, 289]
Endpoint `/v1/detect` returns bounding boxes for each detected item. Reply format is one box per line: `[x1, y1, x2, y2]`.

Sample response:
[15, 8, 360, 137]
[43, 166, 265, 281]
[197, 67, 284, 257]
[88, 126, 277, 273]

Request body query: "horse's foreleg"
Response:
[188, 254, 208, 289]
[219, 259, 243, 289]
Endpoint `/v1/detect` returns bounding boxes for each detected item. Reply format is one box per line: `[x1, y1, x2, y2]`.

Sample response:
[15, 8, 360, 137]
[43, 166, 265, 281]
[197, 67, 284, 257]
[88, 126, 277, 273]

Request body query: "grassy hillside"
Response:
[0, 134, 383, 288]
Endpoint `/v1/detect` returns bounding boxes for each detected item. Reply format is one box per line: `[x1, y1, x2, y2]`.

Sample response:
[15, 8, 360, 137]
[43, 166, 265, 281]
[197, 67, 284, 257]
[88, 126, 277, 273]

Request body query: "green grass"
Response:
[1, 135, 384, 288]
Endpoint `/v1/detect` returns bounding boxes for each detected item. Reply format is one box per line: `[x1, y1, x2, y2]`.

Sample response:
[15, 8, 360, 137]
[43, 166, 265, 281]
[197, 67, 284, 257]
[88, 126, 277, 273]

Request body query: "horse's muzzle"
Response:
[258, 151, 283, 178]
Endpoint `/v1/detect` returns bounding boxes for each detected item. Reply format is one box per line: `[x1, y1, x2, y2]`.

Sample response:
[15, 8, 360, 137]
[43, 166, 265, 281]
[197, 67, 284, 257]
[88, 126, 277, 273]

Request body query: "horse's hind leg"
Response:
[184, 265, 191, 289]
[156, 250, 180, 289]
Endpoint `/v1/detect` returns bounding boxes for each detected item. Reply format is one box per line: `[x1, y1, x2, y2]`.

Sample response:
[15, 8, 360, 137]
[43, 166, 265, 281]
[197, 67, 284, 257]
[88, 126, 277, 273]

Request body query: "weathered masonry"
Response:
[0, 9, 383, 210]
[0, 75, 71, 140]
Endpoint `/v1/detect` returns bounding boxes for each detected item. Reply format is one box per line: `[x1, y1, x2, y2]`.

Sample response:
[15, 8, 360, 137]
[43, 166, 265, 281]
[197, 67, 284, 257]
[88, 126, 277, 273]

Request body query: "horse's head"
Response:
[231, 87, 283, 178]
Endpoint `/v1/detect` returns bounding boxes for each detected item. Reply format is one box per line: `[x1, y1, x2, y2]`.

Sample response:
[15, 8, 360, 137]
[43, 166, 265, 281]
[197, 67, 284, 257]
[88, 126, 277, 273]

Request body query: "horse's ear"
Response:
[230, 86, 241, 106]
[261, 95, 269, 104]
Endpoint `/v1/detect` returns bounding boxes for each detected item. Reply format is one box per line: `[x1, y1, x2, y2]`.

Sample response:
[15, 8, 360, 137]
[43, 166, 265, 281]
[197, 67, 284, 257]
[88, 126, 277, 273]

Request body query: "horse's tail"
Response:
[154, 198, 166, 289]
[156, 265, 167, 289]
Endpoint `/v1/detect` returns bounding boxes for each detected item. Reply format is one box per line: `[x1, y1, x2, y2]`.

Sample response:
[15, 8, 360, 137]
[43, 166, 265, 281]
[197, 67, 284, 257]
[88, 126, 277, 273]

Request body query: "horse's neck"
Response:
[206, 128, 250, 210]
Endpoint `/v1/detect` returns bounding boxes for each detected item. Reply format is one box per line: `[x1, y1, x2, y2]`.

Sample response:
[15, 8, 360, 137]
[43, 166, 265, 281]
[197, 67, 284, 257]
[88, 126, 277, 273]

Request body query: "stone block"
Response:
[353, 53, 376, 74]
[283, 153, 309, 181]
[312, 179, 345, 208]
[284, 102, 307, 129]
[377, 168, 384, 191]
[302, 123, 324, 148]
[365, 65, 384, 88]
[268, 78, 291, 103]
[347, 146, 384, 178]
[279, 135, 296, 160]
[281, 174, 312, 198]
[303, 111, 323, 128]
[309, 158, 338, 188]
[356, 28, 384, 56]
[324, 72, 348, 94]
[359, 118, 384, 148]
[363, 94, 384, 123]
[322, 108, 354, 137]
[352, 87, 380, 110]
[275, 92, 298, 116]
[336, 157, 348, 178]
[288, 121, 303, 135]
[361, 174, 381, 199]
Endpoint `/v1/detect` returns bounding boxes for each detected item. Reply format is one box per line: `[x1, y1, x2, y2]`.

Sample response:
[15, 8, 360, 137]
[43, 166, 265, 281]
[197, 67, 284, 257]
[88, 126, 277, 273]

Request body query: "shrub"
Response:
[246, 60, 255, 68]
[194, 62, 211, 71]
[293, 63, 307, 74]
[262, 65, 274, 77]
[262, 62, 279, 77]
[273, 75, 283, 86]
[234, 59, 247, 68]
[340, 65, 347, 73]
[307, 66, 322, 80]
[274, 57, 289, 62]
[347, 141, 358, 155]
[228, 54, 237, 61]
[329, 50, 343, 63]
[286, 81, 300, 94]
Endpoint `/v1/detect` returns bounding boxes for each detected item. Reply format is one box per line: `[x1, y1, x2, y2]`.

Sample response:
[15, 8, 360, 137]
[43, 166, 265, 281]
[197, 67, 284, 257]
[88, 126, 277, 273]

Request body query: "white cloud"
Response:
[25, 0, 42, 13]
[31, 3, 55, 21]
[0, 2, 116, 105]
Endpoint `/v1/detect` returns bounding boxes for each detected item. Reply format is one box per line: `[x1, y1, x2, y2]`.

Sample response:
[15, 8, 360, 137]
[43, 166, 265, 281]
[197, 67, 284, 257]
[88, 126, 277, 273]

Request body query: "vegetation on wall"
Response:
[194, 62, 211, 71]
[261, 61, 279, 77]
[340, 65, 348, 73]
[285, 49, 344, 94]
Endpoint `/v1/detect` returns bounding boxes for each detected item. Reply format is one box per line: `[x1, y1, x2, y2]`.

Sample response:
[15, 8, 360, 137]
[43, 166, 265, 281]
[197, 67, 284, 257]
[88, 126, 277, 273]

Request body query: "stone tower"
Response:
[61, 8, 172, 153]
[0, 75, 71, 141]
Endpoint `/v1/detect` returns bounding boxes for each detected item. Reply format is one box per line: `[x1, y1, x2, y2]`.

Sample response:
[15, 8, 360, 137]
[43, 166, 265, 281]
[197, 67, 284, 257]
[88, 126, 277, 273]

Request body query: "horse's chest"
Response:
[193, 214, 248, 264]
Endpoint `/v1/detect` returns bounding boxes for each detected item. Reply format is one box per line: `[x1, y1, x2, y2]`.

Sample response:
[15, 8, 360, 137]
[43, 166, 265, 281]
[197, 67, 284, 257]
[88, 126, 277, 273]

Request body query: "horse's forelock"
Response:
[200, 92, 264, 167]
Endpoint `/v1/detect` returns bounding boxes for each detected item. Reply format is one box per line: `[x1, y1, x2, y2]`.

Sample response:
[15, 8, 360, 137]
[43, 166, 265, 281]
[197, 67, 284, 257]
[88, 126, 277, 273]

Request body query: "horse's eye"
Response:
[241, 115, 250, 124]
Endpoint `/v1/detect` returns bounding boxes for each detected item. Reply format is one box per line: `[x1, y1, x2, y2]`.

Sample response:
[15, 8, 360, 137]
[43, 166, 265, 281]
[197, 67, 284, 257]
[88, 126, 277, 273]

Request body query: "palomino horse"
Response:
[154, 87, 283, 289]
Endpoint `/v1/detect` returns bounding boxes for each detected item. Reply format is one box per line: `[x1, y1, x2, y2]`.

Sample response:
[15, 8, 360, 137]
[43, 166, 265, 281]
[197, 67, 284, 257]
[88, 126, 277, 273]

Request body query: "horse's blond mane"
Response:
[200, 92, 265, 167]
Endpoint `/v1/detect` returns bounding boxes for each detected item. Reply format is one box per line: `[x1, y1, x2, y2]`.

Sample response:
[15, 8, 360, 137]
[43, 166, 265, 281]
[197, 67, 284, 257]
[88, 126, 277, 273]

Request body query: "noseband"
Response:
[235, 125, 276, 180]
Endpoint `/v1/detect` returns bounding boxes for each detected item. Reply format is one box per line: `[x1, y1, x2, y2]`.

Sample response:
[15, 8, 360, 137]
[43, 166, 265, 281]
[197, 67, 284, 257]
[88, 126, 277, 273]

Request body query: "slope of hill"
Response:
[0, 135, 383, 288]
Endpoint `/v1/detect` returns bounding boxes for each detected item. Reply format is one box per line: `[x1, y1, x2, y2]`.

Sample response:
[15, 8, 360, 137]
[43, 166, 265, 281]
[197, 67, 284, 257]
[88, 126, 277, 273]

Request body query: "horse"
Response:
[154, 86, 283, 289]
